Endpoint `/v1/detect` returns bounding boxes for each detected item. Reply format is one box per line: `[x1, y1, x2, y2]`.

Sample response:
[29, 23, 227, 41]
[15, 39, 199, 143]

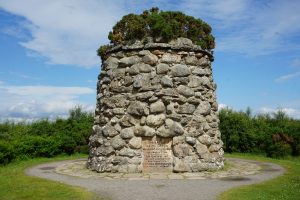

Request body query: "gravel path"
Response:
[26, 158, 284, 200]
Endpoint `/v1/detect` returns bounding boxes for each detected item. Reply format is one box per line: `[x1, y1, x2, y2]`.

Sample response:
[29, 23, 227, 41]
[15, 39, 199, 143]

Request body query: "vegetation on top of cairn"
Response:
[97, 7, 215, 58]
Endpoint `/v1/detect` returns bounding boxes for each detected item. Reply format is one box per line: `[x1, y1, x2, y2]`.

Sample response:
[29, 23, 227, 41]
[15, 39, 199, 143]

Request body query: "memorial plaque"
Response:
[142, 137, 173, 172]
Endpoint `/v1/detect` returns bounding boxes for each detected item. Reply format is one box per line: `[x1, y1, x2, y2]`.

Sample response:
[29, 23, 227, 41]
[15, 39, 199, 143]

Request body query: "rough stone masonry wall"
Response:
[87, 38, 224, 173]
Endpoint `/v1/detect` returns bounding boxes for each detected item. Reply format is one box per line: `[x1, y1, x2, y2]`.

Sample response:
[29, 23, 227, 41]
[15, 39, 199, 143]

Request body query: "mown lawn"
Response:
[0, 154, 106, 200]
[1, 153, 299, 200]
[219, 153, 300, 200]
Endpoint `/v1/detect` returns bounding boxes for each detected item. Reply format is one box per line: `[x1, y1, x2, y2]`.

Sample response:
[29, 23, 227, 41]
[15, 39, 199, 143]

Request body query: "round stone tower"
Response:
[87, 37, 224, 173]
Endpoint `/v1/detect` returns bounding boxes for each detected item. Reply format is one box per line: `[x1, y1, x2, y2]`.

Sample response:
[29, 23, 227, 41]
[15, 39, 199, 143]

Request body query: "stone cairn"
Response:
[87, 38, 224, 173]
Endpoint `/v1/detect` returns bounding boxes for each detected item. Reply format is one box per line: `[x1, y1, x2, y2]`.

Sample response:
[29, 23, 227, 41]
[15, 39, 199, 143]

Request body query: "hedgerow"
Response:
[0, 106, 94, 164]
[1, 107, 299, 165]
[219, 108, 300, 158]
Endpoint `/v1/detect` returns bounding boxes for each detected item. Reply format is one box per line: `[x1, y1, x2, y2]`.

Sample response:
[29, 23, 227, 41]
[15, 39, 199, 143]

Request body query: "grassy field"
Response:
[219, 153, 300, 200]
[0, 154, 106, 200]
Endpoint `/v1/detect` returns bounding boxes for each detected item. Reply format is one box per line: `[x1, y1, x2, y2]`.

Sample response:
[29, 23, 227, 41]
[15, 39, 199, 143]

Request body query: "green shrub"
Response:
[219, 108, 300, 158]
[219, 109, 256, 153]
[0, 106, 94, 164]
[15, 136, 61, 158]
[266, 142, 292, 158]
[56, 134, 77, 155]
[0, 141, 15, 164]
[29, 119, 55, 136]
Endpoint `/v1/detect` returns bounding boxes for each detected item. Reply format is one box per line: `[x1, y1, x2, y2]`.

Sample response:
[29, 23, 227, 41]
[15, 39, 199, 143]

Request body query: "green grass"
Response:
[0, 154, 106, 200]
[218, 153, 300, 200]
[2, 152, 299, 200]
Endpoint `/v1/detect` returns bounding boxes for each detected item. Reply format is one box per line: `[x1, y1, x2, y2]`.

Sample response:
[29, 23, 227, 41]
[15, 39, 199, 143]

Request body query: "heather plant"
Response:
[98, 8, 215, 58]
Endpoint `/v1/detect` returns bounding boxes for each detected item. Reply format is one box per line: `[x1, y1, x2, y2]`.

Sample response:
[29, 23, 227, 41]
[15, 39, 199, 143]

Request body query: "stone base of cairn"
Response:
[87, 38, 224, 173]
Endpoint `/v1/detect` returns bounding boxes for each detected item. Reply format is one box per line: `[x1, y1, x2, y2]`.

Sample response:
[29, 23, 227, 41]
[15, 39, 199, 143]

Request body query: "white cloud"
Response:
[260, 107, 300, 119]
[222, 1, 299, 55]
[291, 58, 300, 68]
[275, 58, 300, 82]
[181, 0, 249, 26]
[218, 103, 230, 110]
[1, 25, 29, 40]
[6, 71, 40, 80]
[3, 85, 93, 96]
[0, 82, 95, 122]
[1, 0, 300, 64]
[180, 0, 300, 55]
[0, 0, 126, 67]
[275, 71, 300, 82]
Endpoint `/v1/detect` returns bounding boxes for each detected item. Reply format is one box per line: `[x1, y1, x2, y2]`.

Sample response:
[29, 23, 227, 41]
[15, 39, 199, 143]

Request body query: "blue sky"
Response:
[0, 0, 300, 121]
